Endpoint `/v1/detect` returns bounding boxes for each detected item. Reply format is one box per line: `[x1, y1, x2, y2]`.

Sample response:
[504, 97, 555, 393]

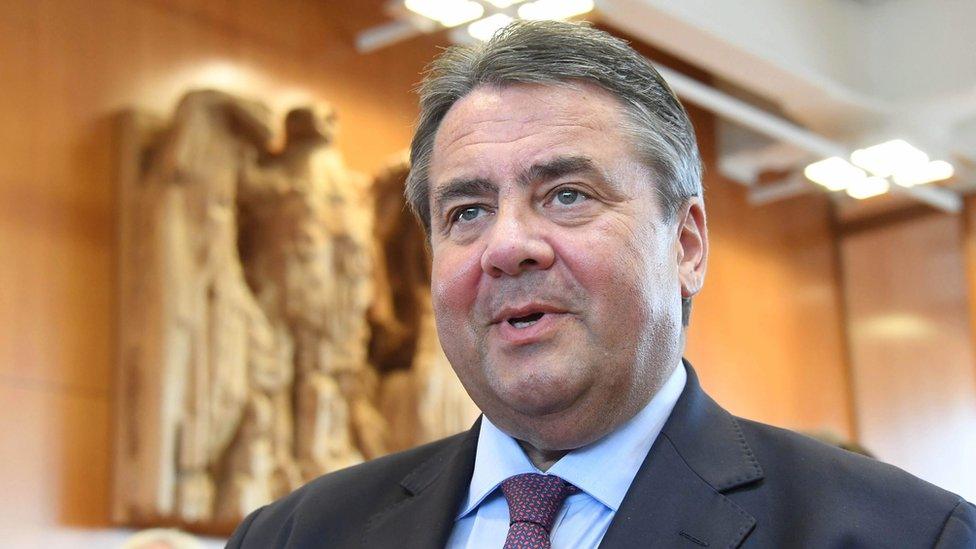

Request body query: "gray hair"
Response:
[406, 20, 703, 235]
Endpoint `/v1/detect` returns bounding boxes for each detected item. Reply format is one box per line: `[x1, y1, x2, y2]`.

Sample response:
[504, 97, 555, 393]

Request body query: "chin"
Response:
[501, 386, 577, 417]
[488, 361, 585, 417]
[487, 385, 603, 446]
[500, 410, 609, 453]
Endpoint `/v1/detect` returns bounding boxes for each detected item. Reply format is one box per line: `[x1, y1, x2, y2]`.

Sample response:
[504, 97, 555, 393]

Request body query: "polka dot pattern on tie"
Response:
[501, 473, 579, 549]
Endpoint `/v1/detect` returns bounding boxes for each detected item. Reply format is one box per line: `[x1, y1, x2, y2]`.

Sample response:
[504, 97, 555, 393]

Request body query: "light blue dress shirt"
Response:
[445, 363, 687, 548]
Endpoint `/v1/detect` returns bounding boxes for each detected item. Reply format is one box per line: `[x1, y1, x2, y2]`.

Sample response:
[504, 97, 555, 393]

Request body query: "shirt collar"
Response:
[457, 362, 687, 518]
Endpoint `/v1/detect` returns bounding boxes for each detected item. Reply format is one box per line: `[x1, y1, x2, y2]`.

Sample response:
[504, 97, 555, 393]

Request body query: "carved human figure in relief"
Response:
[122, 90, 483, 529]
[238, 106, 387, 483]
[133, 89, 284, 522]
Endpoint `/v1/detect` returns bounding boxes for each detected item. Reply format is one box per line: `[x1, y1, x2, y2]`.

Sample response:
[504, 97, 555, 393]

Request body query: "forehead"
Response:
[429, 82, 635, 182]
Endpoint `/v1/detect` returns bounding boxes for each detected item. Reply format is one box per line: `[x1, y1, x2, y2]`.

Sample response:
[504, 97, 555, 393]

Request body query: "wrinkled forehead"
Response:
[429, 82, 634, 179]
[440, 81, 624, 134]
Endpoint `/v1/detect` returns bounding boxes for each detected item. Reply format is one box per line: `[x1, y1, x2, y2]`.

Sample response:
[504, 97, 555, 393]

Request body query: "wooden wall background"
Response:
[8, 0, 970, 540]
[841, 213, 976, 501]
[0, 0, 444, 535]
[684, 107, 852, 437]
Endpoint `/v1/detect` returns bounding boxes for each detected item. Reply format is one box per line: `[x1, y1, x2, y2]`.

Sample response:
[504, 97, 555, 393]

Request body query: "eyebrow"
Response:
[517, 155, 603, 187]
[430, 155, 614, 221]
[432, 177, 499, 220]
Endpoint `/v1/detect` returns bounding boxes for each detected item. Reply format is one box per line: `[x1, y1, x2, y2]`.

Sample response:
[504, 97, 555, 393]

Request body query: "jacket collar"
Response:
[599, 360, 762, 548]
[361, 418, 480, 549]
[662, 361, 764, 491]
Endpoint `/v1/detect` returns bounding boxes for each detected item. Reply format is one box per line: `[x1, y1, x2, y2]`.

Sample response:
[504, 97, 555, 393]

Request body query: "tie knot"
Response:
[501, 473, 578, 532]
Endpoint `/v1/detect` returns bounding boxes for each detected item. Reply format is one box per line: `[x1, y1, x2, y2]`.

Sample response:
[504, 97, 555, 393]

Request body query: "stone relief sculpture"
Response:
[236, 105, 385, 488]
[114, 89, 475, 533]
[115, 90, 281, 527]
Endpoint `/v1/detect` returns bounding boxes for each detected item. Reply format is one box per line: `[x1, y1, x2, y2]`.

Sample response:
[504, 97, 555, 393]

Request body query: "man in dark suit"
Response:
[228, 21, 975, 548]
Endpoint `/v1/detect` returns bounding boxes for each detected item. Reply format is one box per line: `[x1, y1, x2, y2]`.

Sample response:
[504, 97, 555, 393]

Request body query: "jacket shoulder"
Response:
[733, 417, 973, 546]
[226, 432, 468, 548]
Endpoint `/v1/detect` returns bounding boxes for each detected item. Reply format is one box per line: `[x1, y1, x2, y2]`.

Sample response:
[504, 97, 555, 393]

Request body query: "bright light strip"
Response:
[517, 0, 594, 20]
[892, 159, 955, 187]
[846, 176, 890, 200]
[804, 156, 865, 191]
[484, 0, 527, 7]
[405, 0, 484, 27]
[850, 139, 929, 178]
[467, 14, 515, 41]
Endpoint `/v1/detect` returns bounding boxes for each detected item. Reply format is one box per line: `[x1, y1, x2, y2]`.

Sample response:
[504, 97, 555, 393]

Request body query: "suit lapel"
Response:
[362, 418, 480, 549]
[600, 362, 762, 548]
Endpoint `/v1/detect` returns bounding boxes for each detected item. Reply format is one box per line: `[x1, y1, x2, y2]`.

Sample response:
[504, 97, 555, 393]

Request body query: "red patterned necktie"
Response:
[501, 473, 579, 549]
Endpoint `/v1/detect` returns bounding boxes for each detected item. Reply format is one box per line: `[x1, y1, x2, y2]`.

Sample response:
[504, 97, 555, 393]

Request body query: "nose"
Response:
[480, 208, 555, 277]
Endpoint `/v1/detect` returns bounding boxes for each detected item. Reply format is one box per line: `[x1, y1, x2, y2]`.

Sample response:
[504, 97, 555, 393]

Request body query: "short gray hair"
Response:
[406, 20, 702, 235]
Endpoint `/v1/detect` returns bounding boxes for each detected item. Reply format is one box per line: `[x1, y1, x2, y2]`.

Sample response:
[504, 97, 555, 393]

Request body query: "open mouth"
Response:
[507, 312, 545, 329]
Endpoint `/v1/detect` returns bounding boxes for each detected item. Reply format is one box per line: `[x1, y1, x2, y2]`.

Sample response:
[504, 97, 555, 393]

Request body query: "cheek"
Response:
[557, 220, 678, 322]
[626, 230, 681, 320]
[430, 245, 484, 321]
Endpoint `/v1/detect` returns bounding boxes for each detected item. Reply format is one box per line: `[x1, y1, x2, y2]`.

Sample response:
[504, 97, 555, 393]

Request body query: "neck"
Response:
[518, 440, 569, 471]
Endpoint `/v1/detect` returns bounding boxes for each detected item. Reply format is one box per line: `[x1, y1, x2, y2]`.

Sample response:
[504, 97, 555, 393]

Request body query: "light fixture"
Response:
[467, 13, 515, 41]
[846, 176, 890, 200]
[892, 159, 955, 187]
[850, 139, 929, 178]
[803, 156, 865, 192]
[404, 0, 484, 27]
[483, 0, 527, 7]
[517, 0, 595, 21]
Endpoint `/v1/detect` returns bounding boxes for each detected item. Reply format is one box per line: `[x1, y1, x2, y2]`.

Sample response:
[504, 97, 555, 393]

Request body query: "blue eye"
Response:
[455, 206, 484, 222]
[555, 189, 585, 205]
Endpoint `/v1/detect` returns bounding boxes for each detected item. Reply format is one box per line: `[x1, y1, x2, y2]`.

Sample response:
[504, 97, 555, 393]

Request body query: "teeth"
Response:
[507, 312, 545, 329]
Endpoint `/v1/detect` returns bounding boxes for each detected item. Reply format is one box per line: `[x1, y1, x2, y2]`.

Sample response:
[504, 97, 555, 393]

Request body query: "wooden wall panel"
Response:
[841, 214, 976, 500]
[684, 108, 853, 437]
[0, 383, 110, 528]
[0, 0, 441, 533]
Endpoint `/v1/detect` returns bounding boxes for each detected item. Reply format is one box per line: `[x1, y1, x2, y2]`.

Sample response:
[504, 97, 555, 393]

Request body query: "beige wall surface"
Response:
[841, 214, 976, 500]
[1, 0, 856, 541]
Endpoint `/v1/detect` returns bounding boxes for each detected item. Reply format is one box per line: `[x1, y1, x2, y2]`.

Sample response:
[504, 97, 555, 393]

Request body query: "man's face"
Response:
[427, 82, 702, 451]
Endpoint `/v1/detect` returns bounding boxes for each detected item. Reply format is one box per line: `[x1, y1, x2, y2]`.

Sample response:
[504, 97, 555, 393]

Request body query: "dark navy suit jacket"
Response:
[227, 363, 976, 548]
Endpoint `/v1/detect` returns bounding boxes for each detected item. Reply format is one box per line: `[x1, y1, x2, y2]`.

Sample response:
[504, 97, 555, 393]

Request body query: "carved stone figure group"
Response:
[114, 90, 477, 527]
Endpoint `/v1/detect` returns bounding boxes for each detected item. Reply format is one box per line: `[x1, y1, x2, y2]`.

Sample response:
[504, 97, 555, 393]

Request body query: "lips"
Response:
[508, 311, 545, 329]
[490, 304, 571, 345]
[491, 303, 568, 327]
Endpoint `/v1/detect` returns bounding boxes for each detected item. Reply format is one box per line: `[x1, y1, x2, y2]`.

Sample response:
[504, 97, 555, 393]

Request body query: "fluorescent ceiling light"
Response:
[846, 176, 890, 200]
[804, 156, 865, 191]
[468, 14, 515, 41]
[484, 0, 527, 7]
[850, 139, 929, 178]
[405, 0, 484, 27]
[517, 0, 594, 20]
[892, 159, 955, 187]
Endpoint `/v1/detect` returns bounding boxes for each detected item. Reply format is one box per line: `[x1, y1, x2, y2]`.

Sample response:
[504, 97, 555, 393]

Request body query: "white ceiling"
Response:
[597, 0, 976, 207]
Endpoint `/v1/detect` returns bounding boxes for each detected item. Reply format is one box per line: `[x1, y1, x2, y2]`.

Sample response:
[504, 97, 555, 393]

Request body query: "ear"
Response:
[674, 197, 708, 298]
